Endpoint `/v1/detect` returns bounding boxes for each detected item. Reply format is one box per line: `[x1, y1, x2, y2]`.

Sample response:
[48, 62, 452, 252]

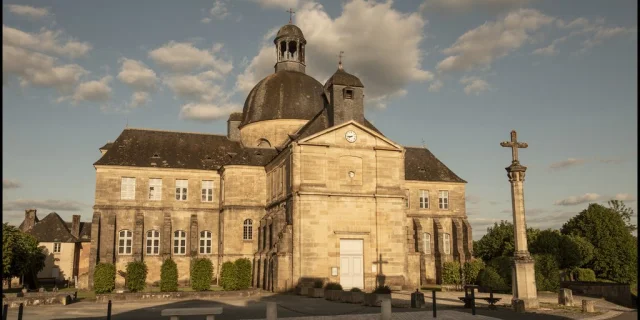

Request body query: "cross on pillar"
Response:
[338, 51, 345, 69]
[500, 130, 528, 164]
[286, 8, 295, 24]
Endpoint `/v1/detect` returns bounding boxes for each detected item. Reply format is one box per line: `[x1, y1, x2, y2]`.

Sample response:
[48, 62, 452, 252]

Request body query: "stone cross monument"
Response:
[500, 130, 539, 310]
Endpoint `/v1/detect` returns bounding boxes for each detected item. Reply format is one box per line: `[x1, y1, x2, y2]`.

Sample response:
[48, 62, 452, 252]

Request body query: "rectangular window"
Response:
[148, 178, 162, 201]
[419, 190, 429, 209]
[175, 179, 188, 201]
[439, 190, 449, 209]
[443, 233, 451, 255]
[121, 177, 136, 200]
[423, 233, 431, 254]
[404, 189, 410, 208]
[173, 230, 186, 255]
[53, 242, 61, 253]
[201, 180, 213, 202]
[146, 230, 160, 255]
[344, 89, 354, 99]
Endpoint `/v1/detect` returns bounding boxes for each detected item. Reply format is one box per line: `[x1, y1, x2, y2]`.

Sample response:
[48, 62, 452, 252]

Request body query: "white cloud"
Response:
[209, 0, 229, 20]
[437, 9, 554, 73]
[556, 17, 636, 54]
[611, 193, 636, 202]
[532, 36, 567, 56]
[179, 103, 241, 122]
[149, 41, 233, 74]
[460, 76, 490, 95]
[5, 4, 50, 19]
[129, 91, 151, 108]
[3, 179, 21, 189]
[428, 79, 443, 92]
[117, 58, 158, 92]
[201, 17, 212, 24]
[164, 72, 224, 102]
[554, 193, 600, 206]
[2, 199, 85, 212]
[251, 0, 301, 9]
[3, 25, 92, 59]
[420, 0, 531, 13]
[237, 0, 433, 108]
[72, 76, 113, 103]
[548, 157, 585, 170]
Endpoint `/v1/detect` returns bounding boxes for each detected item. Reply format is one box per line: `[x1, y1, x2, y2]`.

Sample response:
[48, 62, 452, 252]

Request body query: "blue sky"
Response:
[2, 0, 637, 239]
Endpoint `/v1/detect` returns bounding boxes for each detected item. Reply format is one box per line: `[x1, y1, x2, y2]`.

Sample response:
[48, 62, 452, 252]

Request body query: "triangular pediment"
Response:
[298, 120, 402, 151]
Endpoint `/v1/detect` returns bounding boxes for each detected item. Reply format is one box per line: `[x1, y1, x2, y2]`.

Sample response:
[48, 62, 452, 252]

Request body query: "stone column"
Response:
[87, 212, 101, 290]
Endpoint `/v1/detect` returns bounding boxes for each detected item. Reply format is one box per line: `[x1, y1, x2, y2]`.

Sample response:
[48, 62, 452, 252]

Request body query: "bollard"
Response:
[17, 303, 23, 320]
[107, 300, 112, 320]
[470, 287, 476, 315]
[266, 301, 277, 320]
[2, 304, 7, 320]
[432, 290, 437, 318]
[381, 297, 391, 320]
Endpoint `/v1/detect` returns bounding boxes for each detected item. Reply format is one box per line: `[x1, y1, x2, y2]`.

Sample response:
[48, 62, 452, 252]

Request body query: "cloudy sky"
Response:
[3, 0, 637, 239]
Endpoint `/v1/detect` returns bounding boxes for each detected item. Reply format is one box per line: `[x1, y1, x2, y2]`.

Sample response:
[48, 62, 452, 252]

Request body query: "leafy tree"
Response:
[487, 256, 513, 289]
[473, 221, 539, 262]
[529, 229, 562, 258]
[561, 203, 638, 283]
[559, 234, 594, 269]
[463, 259, 485, 285]
[442, 261, 461, 285]
[2, 223, 46, 288]
[477, 267, 509, 292]
[160, 259, 178, 292]
[125, 260, 148, 292]
[534, 254, 560, 291]
[608, 200, 637, 232]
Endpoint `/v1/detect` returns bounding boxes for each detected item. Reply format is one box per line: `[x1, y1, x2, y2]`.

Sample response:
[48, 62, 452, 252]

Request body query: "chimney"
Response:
[23, 209, 38, 231]
[71, 215, 81, 238]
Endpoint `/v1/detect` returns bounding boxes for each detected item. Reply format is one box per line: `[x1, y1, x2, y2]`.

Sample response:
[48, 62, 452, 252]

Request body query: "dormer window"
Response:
[344, 89, 354, 99]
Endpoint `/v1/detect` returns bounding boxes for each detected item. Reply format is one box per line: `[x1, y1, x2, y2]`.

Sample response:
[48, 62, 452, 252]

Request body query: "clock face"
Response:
[345, 130, 357, 143]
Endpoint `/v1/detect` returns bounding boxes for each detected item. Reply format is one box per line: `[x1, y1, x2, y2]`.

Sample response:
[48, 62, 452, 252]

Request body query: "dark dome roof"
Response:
[275, 24, 306, 42]
[324, 68, 364, 88]
[241, 70, 325, 127]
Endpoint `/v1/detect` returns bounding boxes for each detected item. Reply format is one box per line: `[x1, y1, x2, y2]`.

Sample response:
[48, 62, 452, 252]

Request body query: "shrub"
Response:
[534, 254, 560, 292]
[93, 263, 116, 294]
[442, 261, 462, 285]
[477, 267, 509, 293]
[373, 285, 392, 294]
[349, 287, 362, 292]
[313, 279, 324, 288]
[160, 259, 178, 292]
[463, 259, 485, 285]
[325, 282, 343, 290]
[125, 260, 148, 292]
[574, 268, 596, 281]
[220, 261, 238, 290]
[234, 258, 252, 290]
[488, 256, 513, 289]
[190, 258, 214, 291]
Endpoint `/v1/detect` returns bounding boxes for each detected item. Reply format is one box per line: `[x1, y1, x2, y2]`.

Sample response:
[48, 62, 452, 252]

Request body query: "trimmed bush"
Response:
[442, 261, 462, 285]
[234, 258, 252, 290]
[350, 287, 362, 292]
[94, 263, 116, 294]
[125, 260, 148, 292]
[160, 259, 178, 292]
[488, 256, 513, 289]
[534, 254, 560, 292]
[220, 261, 238, 290]
[190, 258, 214, 291]
[325, 282, 343, 290]
[477, 267, 509, 293]
[463, 259, 485, 285]
[313, 279, 324, 288]
[574, 268, 596, 282]
[373, 285, 392, 294]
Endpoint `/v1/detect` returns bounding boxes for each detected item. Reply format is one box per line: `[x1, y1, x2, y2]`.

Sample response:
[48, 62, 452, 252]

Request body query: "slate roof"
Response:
[404, 147, 466, 183]
[228, 112, 243, 121]
[324, 68, 364, 88]
[293, 107, 383, 141]
[275, 24, 306, 42]
[94, 128, 276, 170]
[24, 212, 85, 243]
[65, 222, 92, 242]
[99, 142, 113, 151]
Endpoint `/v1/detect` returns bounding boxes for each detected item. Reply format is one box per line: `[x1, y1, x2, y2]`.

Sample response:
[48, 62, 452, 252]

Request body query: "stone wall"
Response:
[95, 288, 260, 303]
[239, 119, 307, 148]
[560, 281, 634, 308]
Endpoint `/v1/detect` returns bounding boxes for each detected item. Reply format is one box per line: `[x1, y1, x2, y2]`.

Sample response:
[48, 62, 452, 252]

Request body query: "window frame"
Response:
[121, 177, 136, 200]
[439, 190, 449, 210]
[423, 233, 431, 254]
[344, 88, 354, 99]
[201, 180, 214, 202]
[53, 242, 62, 254]
[243, 219, 253, 240]
[148, 178, 162, 201]
[419, 190, 429, 209]
[118, 230, 133, 255]
[146, 230, 160, 255]
[199, 230, 212, 254]
[173, 230, 186, 255]
[175, 179, 188, 201]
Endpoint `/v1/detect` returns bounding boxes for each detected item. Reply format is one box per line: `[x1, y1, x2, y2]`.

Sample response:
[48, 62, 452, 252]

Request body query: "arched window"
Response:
[423, 232, 431, 255]
[443, 233, 451, 255]
[118, 230, 132, 255]
[200, 231, 212, 254]
[173, 230, 186, 255]
[146, 230, 160, 255]
[243, 219, 253, 240]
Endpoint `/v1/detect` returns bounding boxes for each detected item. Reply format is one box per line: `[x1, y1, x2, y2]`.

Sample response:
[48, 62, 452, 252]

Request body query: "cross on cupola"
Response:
[286, 8, 295, 24]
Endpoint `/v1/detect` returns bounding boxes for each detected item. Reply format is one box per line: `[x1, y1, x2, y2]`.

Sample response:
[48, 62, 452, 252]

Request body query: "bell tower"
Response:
[274, 9, 306, 73]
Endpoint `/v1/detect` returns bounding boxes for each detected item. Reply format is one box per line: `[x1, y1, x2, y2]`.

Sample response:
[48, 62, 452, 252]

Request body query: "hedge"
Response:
[477, 266, 509, 293]
[534, 254, 560, 292]
[325, 282, 343, 290]
[125, 260, 148, 292]
[94, 263, 116, 294]
[574, 268, 596, 282]
[220, 261, 238, 290]
[442, 261, 462, 285]
[234, 258, 252, 290]
[463, 259, 485, 285]
[373, 285, 391, 294]
[191, 258, 214, 291]
[160, 259, 178, 292]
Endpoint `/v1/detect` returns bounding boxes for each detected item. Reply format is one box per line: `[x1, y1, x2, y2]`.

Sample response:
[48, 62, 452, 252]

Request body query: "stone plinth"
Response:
[558, 288, 573, 307]
[511, 252, 539, 310]
[582, 300, 596, 313]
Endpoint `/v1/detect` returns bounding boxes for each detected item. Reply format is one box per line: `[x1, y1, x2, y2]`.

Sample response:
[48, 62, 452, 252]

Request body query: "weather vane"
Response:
[286, 8, 295, 24]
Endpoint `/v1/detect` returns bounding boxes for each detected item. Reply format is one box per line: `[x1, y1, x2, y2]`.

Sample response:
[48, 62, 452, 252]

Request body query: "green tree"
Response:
[561, 203, 638, 283]
[442, 261, 461, 285]
[559, 234, 594, 270]
[534, 254, 560, 291]
[2, 223, 46, 288]
[473, 221, 539, 262]
[607, 200, 637, 232]
[463, 259, 485, 285]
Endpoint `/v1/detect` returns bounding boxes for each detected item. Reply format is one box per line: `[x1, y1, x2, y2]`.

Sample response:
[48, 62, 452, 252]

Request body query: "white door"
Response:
[339, 239, 364, 290]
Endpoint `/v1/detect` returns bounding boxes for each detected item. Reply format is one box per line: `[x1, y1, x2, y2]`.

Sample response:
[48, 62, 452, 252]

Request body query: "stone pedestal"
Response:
[558, 288, 573, 307]
[511, 253, 539, 310]
[582, 300, 596, 313]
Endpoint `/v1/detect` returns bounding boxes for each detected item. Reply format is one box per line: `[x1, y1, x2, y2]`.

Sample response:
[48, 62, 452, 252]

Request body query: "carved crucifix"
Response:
[286, 8, 295, 24]
[500, 130, 528, 163]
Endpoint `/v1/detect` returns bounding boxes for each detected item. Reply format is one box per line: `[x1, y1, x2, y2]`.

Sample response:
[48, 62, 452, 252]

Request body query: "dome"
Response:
[324, 68, 364, 88]
[275, 24, 306, 43]
[240, 70, 325, 127]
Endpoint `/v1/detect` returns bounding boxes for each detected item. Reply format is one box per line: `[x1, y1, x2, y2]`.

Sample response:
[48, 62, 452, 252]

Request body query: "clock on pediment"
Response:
[345, 130, 357, 143]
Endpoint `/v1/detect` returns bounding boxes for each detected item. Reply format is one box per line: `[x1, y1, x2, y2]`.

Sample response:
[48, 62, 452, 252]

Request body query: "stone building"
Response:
[18, 209, 92, 288]
[90, 22, 472, 291]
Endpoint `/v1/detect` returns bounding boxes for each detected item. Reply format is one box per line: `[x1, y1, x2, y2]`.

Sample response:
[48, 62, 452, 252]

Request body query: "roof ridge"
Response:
[123, 127, 229, 137]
